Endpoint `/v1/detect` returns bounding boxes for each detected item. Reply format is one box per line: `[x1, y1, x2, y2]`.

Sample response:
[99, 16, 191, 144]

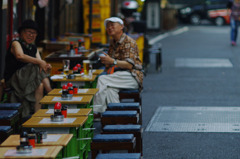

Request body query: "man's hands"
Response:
[99, 53, 115, 65]
[100, 53, 133, 70]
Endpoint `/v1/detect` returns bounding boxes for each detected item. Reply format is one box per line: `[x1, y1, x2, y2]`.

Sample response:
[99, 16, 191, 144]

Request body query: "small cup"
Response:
[83, 60, 90, 76]
[61, 109, 67, 118]
[61, 105, 68, 118]
[28, 136, 36, 148]
[36, 132, 43, 144]
[63, 60, 70, 75]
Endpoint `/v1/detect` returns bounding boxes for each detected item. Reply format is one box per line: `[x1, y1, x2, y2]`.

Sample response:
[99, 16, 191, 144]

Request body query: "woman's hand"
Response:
[39, 60, 50, 73]
[47, 63, 52, 69]
[46, 63, 52, 74]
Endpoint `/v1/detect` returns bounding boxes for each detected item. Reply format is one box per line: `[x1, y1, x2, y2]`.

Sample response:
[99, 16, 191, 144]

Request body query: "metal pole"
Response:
[0, 1, 3, 80]
[8, 0, 13, 47]
[89, 0, 92, 34]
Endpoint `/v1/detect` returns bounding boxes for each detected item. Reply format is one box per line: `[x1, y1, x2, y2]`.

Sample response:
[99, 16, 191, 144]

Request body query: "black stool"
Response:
[144, 46, 162, 72]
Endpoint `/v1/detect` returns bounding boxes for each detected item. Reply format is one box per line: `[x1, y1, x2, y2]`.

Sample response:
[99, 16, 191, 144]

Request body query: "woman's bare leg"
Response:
[42, 77, 52, 93]
[35, 83, 43, 112]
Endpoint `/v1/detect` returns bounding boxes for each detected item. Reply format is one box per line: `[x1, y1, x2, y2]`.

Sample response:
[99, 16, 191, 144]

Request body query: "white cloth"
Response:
[93, 71, 138, 113]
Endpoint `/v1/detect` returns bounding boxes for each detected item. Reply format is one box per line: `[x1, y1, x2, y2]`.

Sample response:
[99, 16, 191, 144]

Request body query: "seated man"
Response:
[93, 17, 143, 117]
[4, 19, 52, 118]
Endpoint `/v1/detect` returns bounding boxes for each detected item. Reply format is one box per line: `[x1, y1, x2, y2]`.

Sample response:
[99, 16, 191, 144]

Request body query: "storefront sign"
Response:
[147, 2, 161, 29]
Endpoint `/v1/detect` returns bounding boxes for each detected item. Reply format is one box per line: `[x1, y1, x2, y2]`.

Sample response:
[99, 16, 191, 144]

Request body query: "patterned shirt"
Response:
[108, 33, 144, 90]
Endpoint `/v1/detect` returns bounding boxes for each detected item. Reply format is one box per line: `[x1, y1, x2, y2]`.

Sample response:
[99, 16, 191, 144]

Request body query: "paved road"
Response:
[143, 25, 240, 159]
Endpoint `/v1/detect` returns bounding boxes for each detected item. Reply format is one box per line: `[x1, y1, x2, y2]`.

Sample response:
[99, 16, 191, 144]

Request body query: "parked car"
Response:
[178, 0, 229, 26]
[208, 9, 230, 26]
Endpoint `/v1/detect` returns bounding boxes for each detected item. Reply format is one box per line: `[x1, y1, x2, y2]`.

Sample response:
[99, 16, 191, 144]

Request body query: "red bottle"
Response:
[69, 41, 75, 56]
[67, 83, 73, 94]
[73, 86, 78, 94]
[61, 105, 68, 118]
[28, 136, 35, 148]
[62, 85, 68, 95]
[54, 102, 62, 115]
[76, 64, 82, 73]
[73, 66, 78, 74]
[78, 39, 84, 54]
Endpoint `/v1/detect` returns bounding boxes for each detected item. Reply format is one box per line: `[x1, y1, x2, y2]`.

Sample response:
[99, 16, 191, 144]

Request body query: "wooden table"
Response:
[0, 146, 62, 159]
[22, 116, 87, 129]
[47, 88, 98, 96]
[45, 49, 96, 76]
[32, 109, 94, 143]
[40, 95, 93, 108]
[92, 69, 104, 75]
[1, 134, 73, 158]
[45, 49, 94, 61]
[63, 33, 92, 50]
[1, 134, 73, 147]
[40, 40, 78, 58]
[51, 75, 97, 88]
[54, 69, 104, 75]
[32, 108, 92, 117]
[22, 116, 89, 158]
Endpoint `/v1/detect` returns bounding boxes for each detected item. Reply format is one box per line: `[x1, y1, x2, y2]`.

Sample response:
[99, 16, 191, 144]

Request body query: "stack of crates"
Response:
[83, 0, 111, 45]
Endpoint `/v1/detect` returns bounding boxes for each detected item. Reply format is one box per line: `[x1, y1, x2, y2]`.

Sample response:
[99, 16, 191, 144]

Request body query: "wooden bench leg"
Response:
[0, 81, 3, 102]
[91, 150, 98, 159]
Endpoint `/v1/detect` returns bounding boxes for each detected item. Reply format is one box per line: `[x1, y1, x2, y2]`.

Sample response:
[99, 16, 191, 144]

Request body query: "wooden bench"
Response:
[102, 124, 143, 155]
[101, 111, 139, 128]
[0, 126, 13, 144]
[0, 79, 12, 103]
[119, 89, 142, 105]
[0, 103, 23, 126]
[107, 102, 142, 124]
[91, 134, 136, 159]
[0, 110, 20, 134]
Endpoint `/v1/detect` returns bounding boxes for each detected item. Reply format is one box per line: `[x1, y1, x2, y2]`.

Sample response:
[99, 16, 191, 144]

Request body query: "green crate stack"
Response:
[77, 122, 89, 159]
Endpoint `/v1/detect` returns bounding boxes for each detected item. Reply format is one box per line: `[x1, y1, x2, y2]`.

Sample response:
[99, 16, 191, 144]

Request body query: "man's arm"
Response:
[100, 53, 133, 70]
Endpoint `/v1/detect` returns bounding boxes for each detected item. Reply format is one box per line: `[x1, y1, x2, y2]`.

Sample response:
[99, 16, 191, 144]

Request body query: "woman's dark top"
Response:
[4, 39, 37, 81]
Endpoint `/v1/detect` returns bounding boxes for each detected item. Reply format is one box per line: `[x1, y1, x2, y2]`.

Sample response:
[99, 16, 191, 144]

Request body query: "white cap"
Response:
[104, 17, 124, 27]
